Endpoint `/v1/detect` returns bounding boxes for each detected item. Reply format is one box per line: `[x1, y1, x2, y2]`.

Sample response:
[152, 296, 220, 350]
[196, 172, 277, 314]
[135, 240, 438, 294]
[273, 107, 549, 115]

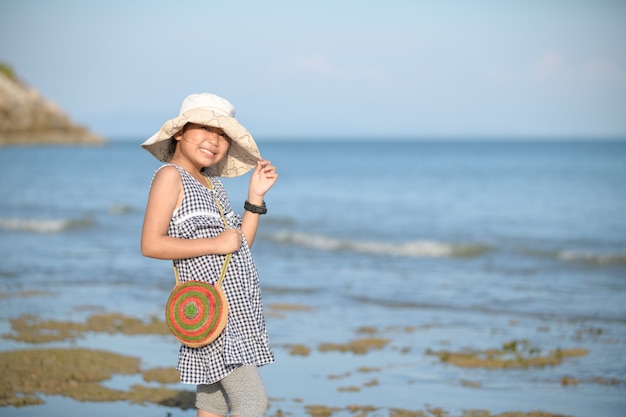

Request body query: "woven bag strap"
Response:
[173, 176, 233, 286]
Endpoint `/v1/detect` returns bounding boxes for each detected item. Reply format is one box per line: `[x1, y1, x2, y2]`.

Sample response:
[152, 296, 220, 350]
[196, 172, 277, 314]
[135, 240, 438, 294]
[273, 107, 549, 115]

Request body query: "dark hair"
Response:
[168, 136, 177, 157]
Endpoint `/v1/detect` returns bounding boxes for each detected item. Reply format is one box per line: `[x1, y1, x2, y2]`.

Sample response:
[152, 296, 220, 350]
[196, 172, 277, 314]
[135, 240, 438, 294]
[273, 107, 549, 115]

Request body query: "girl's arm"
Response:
[141, 166, 242, 260]
[241, 159, 278, 247]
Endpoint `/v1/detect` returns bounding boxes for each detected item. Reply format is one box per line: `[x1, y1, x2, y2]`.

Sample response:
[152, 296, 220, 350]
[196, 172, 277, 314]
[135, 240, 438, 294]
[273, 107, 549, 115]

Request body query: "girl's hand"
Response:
[214, 228, 244, 254]
[248, 159, 278, 201]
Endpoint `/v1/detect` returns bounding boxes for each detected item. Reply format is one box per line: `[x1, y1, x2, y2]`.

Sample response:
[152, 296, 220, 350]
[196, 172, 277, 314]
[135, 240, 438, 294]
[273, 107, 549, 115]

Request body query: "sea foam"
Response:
[0, 217, 94, 233]
[267, 230, 489, 258]
[557, 249, 626, 266]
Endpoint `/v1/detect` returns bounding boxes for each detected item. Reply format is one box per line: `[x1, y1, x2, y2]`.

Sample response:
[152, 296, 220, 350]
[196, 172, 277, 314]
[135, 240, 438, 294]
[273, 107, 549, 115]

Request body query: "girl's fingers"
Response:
[256, 159, 277, 176]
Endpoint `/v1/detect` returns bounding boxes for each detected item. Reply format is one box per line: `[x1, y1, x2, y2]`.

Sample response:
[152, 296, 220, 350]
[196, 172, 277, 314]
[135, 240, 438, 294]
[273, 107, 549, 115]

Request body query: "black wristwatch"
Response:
[244, 200, 267, 215]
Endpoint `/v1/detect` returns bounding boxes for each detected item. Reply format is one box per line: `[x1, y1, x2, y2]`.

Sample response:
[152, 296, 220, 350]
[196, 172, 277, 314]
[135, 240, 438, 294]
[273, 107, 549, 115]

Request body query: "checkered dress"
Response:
[162, 164, 274, 385]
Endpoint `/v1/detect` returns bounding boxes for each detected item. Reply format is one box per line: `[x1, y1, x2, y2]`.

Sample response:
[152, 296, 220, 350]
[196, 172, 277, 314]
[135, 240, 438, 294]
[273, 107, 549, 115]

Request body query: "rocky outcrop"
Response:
[0, 67, 105, 146]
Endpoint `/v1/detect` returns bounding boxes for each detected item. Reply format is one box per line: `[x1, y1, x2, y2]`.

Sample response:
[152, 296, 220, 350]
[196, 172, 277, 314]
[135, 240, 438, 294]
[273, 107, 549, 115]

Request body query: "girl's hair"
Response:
[168, 136, 177, 157]
[167, 123, 189, 157]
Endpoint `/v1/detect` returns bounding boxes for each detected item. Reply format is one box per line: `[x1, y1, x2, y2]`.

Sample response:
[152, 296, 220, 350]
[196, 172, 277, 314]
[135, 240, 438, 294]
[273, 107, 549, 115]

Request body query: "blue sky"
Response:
[1, 0, 625, 140]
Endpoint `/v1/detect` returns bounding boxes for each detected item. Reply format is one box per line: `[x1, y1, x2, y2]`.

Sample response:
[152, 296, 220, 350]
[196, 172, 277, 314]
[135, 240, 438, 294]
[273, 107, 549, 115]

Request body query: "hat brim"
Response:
[141, 108, 260, 178]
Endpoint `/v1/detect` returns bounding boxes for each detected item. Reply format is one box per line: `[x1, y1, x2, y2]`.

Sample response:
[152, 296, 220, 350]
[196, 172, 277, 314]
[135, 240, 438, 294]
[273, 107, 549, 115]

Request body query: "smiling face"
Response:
[171, 123, 231, 172]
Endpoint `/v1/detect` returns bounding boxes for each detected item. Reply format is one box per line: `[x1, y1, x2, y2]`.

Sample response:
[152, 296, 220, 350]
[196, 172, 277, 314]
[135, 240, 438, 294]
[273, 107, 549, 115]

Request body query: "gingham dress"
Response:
[162, 164, 274, 385]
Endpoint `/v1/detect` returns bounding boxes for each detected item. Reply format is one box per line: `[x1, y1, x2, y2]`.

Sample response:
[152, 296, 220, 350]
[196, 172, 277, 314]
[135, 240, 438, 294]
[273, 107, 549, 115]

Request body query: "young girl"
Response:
[140, 93, 277, 417]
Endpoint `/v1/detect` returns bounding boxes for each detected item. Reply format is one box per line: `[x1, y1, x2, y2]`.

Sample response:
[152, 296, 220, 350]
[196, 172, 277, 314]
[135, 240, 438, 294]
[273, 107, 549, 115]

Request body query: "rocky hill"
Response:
[0, 66, 105, 146]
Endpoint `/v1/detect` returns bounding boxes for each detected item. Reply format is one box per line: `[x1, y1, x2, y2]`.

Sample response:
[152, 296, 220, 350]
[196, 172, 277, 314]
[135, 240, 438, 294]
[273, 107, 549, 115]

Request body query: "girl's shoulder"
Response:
[151, 164, 183, 188]
[156, 163, 183, 175]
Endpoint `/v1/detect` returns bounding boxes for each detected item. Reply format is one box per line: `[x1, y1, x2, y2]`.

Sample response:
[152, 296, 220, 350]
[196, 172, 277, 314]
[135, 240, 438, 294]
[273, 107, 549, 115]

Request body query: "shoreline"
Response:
[1, 303, 623, 416]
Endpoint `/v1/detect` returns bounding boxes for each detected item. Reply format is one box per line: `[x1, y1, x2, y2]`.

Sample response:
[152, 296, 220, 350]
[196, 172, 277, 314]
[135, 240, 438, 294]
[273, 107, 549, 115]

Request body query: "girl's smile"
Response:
[199, 146, 216, 157]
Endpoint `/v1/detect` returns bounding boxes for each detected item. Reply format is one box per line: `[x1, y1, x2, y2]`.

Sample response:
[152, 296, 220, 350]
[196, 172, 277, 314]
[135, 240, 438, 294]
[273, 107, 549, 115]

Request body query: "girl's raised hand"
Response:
[248, 159, 278, 199]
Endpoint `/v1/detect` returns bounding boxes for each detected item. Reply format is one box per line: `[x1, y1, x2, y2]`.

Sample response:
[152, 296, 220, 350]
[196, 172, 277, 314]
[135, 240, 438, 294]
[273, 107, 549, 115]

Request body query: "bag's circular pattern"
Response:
[166, 281, 228, 348]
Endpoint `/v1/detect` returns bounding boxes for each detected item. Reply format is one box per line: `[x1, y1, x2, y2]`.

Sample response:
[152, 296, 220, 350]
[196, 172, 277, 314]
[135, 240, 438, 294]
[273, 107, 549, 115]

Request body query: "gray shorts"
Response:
[196, 365, 268, 417]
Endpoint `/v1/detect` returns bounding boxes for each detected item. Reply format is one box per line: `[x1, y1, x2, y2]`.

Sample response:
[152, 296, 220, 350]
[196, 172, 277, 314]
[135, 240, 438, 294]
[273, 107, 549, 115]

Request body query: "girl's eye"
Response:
[202, 126, 227, 137]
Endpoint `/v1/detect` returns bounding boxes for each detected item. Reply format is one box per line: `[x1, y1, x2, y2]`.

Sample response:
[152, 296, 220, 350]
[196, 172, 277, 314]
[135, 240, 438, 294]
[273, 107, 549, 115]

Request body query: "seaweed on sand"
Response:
[0, 348, 194, 409]
[426, 339, 588, 369]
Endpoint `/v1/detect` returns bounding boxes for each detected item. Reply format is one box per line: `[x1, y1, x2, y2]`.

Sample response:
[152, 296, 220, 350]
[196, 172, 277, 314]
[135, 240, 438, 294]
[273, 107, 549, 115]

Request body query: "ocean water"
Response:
[1, 139, 625, 416]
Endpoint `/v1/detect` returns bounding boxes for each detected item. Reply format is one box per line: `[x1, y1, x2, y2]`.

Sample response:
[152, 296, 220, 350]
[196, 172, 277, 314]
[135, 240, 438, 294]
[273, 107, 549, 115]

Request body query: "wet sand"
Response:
[2, 294, 622, 416]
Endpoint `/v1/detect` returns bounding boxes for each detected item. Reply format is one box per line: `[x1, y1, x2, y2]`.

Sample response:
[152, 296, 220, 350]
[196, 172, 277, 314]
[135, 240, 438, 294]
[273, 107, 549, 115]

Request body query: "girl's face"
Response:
[173, 123, 230, 169]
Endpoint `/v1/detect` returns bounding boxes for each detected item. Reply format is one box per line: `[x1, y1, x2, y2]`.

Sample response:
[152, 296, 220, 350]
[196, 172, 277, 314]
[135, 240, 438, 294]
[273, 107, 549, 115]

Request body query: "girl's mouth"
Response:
[199, 147, 216, 157]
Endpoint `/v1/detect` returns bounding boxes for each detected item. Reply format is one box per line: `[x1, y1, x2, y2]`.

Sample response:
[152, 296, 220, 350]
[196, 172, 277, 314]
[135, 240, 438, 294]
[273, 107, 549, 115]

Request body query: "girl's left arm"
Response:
[241, 159, 278, 247]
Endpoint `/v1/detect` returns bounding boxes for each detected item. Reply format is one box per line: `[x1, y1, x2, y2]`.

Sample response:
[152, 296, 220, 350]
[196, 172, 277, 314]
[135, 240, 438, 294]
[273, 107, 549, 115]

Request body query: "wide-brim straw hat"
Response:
[141, 93, 261, 177]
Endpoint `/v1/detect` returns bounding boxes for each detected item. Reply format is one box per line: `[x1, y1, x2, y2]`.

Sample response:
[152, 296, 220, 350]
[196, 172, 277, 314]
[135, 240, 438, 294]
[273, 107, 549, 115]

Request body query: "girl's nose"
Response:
[205, 133, 219, 145]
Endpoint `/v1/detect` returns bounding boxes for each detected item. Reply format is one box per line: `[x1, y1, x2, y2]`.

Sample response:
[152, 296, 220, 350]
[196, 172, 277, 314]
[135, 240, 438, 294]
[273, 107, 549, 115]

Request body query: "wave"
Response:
[556, 250, 626, 266]
[522, 247, 626, 267]
[0, 217, 95, 233]
[108, 204, 135, 215]
[265, 230, 489, 258]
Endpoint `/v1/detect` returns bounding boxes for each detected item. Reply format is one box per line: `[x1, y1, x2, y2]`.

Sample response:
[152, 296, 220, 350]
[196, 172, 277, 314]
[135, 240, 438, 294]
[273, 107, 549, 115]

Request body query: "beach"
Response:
[1, 288, 623, 416]
[1, 140, 625, 416]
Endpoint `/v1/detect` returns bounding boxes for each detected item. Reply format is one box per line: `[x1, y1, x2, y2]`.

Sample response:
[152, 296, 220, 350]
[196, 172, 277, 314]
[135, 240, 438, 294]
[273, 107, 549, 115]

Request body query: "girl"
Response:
[141, 93, 277, 417]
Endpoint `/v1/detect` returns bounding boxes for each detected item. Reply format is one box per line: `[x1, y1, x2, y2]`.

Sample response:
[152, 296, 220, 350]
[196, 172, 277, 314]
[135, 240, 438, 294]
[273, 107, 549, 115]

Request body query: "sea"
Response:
[0, 139, 625, 417]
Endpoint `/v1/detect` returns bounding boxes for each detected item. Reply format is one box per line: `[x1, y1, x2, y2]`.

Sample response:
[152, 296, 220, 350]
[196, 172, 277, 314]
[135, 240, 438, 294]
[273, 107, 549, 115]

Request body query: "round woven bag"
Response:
[165, 280, 228, 348]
